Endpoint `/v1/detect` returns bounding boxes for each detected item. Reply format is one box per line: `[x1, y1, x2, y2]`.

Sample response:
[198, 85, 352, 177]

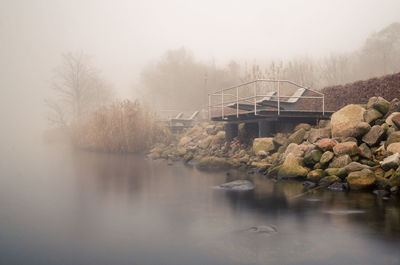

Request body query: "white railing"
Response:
[208, 79, 325, 120]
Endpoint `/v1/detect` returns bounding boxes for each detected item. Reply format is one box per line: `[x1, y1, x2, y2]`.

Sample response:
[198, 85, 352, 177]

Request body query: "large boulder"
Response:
[278, 153, 309, 178]
[308, 128, 332, 143]
[273, 133, 288, 146]
[329, 155, 352, 168]
[385, 131, 400, 148]
[333, 142, 360, 156]
[367, 96, 390, 115]
[331, 104, 365, 137]
[362, 125, 385, 146]
[364, 108, 383, 124]
[178, 136, 192, 146]
[294, 123, 311, 131]
[288, 128, 306, 144]
[252, 137, 275, 154]
[387, 143, 400, 154]
[316, 138, 337, 152]
[380, 153, 400, 170]
[346, 169, 376, 190]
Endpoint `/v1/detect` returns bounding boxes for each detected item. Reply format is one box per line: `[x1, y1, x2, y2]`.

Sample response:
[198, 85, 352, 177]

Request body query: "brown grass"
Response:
[71, 100, 172, 153]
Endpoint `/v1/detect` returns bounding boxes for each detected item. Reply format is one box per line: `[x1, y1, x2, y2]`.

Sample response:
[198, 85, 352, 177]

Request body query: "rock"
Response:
[215, 180, 255, 191]
[283, 143, 304, 158]
[386, 131, 400, 148]
[362, 125, 385, 146]
[364, 108, 383, 124]
[245, 225, 277, 235]
[328, 182, 345, 192]
[273, 133, 288, 146]
[250, 161, 271, 169]
[294, 123, 311, 131]
[391, 113, 400, 128]
[385, 112, 400, 127]
[304, 149, 322, 165]
[390, 186, 399, 194]
[359, 143, 373, 159]
[316, 138, 338, 152]
[388, 171, 400, 187]
[199, 136, 213, 149]
[278, 153, 309, 178]
[380, 153, 400, 170]
[373, 189, 390, 197]
[331, 104, 365, 137]
[178, 136, 192, 146]
[329, 155, 352, 168]
[346, 169, 376, 190]
[256, 150, 268, 158]
[319, 120, 331, 128]
[350, 122, 371, 138]
[343, 137, 358, 143]
[384, 168, 395, 179]
[319, 175, 341, 187]
[344, 162, 371, 172]
[308, 128, 331, 143]
[205, 125, 217, 135]
[307, 169, 325, 182]
[367, 96, 390, 115]
[252, 137, 275, 154]
[387, 143, 400, 154]
[325, 167, 347, 177]
[320, 151, 334, 165]
[359, 159, 377, 167]
[212, 131, 226, 145]
[303, 181, 317, 189]
[196, 156, 230, 170]
[288, 128, 306, 144]
[333, 142, 360, 156]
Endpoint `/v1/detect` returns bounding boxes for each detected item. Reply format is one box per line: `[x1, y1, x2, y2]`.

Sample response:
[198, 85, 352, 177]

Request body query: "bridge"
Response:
[208, 79, 334, 140]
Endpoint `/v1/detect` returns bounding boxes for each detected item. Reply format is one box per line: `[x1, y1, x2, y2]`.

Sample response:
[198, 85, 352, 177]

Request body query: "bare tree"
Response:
[46, 52, 113, 127]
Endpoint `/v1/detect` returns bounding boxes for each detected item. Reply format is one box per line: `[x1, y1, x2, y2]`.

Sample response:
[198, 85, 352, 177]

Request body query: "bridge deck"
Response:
[211, 109, 334, 123]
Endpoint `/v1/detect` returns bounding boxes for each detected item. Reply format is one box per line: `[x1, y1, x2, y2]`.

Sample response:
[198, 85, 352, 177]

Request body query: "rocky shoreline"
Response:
[148, 96, 400, 197]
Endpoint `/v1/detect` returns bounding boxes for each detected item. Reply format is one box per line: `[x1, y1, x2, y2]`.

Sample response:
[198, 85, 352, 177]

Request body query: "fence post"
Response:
[322, 94, 325, 116]
[277, 81, 280, 115]
[236, 86, 239, 118]
[221, 89, 224, 119]
[208, 94, 211, 121]
[254, 81, 257, 115]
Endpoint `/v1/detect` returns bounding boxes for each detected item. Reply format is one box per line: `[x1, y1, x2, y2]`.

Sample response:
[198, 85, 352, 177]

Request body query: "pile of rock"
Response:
[148, 96, 400, 195]
[267, 96, 400, 193]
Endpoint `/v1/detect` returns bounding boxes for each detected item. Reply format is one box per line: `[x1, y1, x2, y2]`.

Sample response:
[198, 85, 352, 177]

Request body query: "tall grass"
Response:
[72, 100, 172, 153]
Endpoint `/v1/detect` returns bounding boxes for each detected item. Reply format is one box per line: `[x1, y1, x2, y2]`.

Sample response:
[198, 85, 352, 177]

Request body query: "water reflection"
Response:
[1, 143, 399, 265]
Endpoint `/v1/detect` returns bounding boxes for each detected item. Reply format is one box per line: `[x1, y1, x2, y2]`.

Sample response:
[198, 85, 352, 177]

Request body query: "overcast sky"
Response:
[1, 0, 400, 133]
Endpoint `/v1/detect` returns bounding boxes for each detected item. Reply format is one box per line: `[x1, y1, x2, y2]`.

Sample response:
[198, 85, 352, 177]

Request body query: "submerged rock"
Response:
[214, 180, 255, 191]
[245, 225, 278, 235]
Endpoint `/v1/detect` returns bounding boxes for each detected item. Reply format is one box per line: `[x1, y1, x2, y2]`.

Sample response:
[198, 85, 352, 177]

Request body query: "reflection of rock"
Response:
[215, 180, 255, 191]
[245, 225, 278, 235]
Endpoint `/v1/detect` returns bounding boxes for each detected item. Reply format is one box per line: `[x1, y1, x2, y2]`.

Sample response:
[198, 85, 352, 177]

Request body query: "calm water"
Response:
[1, 141, 400, 265]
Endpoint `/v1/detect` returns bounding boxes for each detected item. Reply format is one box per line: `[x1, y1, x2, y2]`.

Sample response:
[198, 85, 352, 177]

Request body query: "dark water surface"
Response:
[1, 142, 400, 265]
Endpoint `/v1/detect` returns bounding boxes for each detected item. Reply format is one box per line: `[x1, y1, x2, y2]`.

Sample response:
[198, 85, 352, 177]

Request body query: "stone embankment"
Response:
[149, 96, 400, 196]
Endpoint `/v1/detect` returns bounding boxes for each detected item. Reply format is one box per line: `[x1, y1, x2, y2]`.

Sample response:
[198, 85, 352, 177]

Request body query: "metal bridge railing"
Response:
[208, 79, 325, 120]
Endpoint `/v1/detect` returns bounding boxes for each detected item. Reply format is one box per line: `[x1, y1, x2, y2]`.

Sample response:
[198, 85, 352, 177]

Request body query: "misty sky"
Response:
[1, 0, 400, 134]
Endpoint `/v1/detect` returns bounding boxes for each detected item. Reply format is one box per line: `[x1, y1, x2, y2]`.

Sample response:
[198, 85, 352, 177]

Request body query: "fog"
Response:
[1, 0, 400, 137]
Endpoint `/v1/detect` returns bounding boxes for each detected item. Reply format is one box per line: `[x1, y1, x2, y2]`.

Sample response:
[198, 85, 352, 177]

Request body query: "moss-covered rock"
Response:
[364, 108, 383, 124]
[320, 151, 334, 165]
[288, 128, 306, 144]
[346, 169, 376, 190]
[196, 156, 230, 170]
[325, 167, 347, 177]
[307, 169, 325, 182]
[367, 96, 390, 115]
[319, 175, 341, 187]
[316, 138, 337, 152]
[252, 137, 275, 154]
[386, 131, 400, 148]
[362, 125, 385, 146]
[304, 149, 323, 165]
[329, 155, 352, 168]
[278, 153, 309, 178]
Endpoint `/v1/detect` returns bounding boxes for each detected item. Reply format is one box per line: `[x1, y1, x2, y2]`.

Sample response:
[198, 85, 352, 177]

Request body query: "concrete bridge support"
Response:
[224, 123, 238, 142]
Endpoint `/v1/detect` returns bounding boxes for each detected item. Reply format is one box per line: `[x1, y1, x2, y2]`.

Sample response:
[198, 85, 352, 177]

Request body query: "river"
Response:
[0, 140, 400, 265]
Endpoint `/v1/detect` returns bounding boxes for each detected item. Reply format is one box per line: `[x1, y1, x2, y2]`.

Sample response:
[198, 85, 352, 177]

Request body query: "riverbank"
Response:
[149, 96, 400, 197]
